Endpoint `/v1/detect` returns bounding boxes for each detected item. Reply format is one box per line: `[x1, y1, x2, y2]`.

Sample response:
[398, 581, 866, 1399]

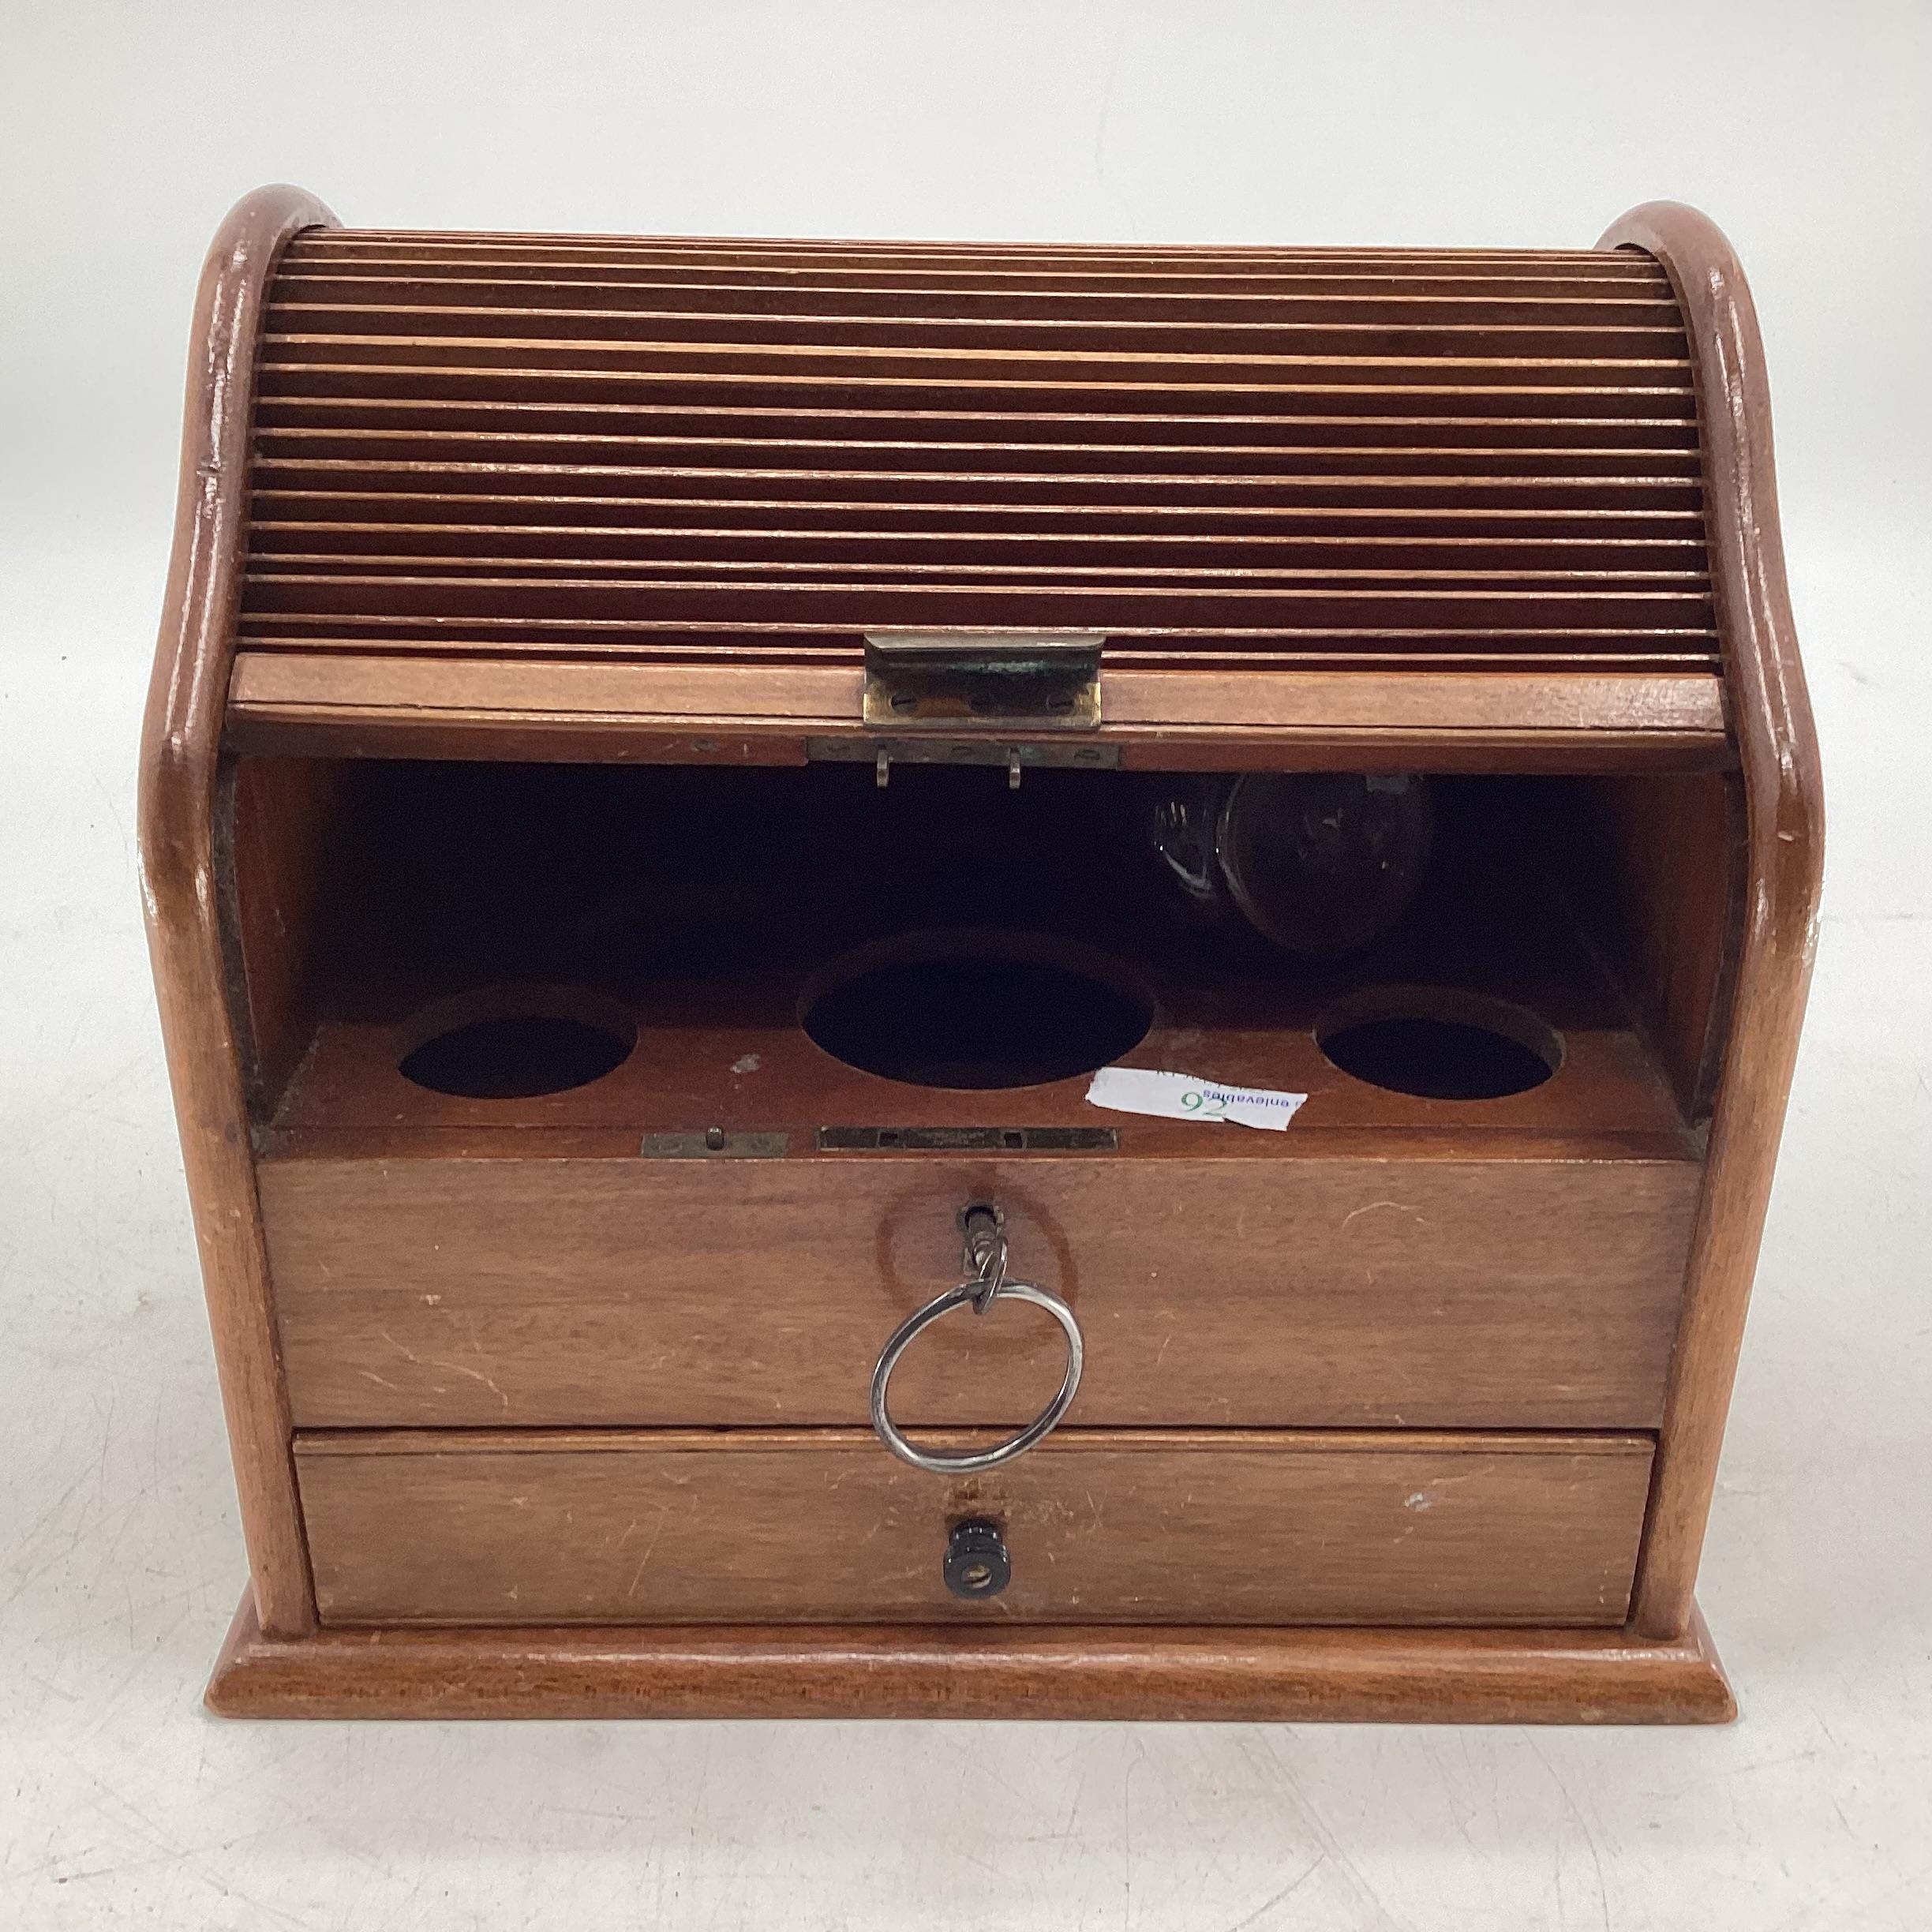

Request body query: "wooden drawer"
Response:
[295, 1428, 1655, 1627]
[265, 1154, 1696, 1431]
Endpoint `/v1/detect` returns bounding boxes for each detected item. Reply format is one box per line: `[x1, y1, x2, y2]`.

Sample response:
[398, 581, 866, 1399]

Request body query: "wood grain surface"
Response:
[268, 997, 1693, 1142]
[225, 227, 1731, 761]
[140, 185, 338, 1638]
[1548, 771, 1745, 1118]
[264, 1153, 1697, 1429]
[224, 651, 1729, 764]
[1599, 205, 1824, 1638]
[294, 1428, 1656, 1628]
[207, 1591, 1736, 1723]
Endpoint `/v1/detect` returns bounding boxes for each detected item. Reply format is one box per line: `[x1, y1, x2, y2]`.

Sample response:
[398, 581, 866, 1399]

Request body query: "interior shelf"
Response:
[245, 759, 1702, 1162]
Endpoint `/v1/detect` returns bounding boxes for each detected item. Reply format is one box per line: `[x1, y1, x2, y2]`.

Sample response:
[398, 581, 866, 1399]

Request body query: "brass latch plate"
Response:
[863, 631, 1103, 729]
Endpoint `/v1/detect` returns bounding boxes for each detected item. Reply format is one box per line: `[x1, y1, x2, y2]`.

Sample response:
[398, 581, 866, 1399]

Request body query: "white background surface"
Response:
[3, 4, 1928, 1926]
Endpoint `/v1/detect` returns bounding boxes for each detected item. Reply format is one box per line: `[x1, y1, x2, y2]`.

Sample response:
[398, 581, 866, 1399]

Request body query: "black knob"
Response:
[942, 1518, 1011, 1600]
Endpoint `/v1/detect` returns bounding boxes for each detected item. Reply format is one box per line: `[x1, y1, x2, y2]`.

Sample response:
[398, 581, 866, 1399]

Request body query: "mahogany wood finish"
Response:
[294, 1429, 1654, 1627]
[224, 755, 354, 1110]
[230, 227, 1728, 762]
[264, 1156, 1695, 1431]
[1600, 206, 1823, 1638]
[223, 651, 1732, 769]
[1548, 773, 1745, 1118]
[144, 189, 1818, 1720]
[208, 1593, 1735, 1723]
[141, 185, 339, 1639]
[267, 978, 1691, 1144]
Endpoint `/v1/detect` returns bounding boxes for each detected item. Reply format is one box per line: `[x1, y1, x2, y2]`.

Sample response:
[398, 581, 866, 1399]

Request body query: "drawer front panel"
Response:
[264, 1155, 1696, 1430]
[296, 1429, 1655, 1628]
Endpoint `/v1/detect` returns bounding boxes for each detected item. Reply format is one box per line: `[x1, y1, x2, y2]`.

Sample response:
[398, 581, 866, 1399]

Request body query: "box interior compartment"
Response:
[225, 755, 1740, 1153]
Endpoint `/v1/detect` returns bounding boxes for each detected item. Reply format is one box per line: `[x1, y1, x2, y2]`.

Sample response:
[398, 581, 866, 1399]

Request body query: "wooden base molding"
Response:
[206, 1593, 1735, 1724]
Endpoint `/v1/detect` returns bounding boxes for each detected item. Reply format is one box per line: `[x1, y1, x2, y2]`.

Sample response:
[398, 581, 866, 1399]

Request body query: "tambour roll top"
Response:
[227, 228, 1726, 761]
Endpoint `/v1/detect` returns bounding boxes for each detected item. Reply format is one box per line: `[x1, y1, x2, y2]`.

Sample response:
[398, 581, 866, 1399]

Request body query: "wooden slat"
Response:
[273, 272, 1692, 323]
[249, 518, 1709, 570]
[226, 650, 1728, 764]
[294, 236, 1666, 280]
[253, 431, 1707, 478]
[265, 303, 1690, 361]
[239, 576, 1713, 634]
[248, 488, 1709, 530]
[249, 553, 1711, 584]
[253, 399, 1704, 447]
[297, 234, 1664, 262]
[248, 462, 1702, 506]
[255, 365, 1703, 418]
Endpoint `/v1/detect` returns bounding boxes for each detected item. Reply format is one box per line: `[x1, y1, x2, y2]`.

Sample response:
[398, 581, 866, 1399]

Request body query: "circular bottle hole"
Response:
[395, 986, 636, 1099]
[1315, 987, 1563, 1101]
[799, 930, 1153, 1090]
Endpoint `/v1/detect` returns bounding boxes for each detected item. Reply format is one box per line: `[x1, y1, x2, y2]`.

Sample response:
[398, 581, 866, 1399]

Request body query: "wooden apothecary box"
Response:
[143, 189, 1821, 1721]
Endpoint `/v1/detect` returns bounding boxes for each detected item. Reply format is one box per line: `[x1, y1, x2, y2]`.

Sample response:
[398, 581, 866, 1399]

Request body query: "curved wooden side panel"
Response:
[140, 185, 338, 1637]
[1600, 204, 1825, 1637]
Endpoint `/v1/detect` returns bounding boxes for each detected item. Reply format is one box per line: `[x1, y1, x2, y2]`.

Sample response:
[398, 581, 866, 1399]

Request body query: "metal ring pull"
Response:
[870, 1206, 1084, 1474]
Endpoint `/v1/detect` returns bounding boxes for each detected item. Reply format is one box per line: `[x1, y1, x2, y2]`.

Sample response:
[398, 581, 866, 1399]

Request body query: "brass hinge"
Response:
[816, 1125, 1119, 1152]
[638, 1129, 790, 1159]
